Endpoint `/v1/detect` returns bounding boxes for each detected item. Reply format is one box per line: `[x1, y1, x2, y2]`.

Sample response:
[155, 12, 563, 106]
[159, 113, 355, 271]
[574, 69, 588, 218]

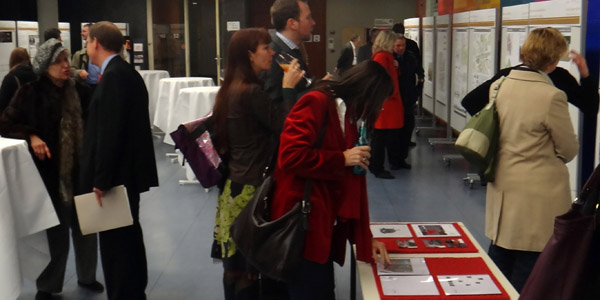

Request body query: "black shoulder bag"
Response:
[230, 110, 329, 282]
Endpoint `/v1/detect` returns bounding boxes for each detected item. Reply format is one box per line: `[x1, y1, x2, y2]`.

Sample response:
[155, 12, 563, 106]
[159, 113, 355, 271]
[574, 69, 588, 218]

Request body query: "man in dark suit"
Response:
[335, 34, 360, 75]
[80, 21, 158, 300]
[263, 0, 316, 105]
[357, 27, 380, 63]
[394, 36, 424, 169]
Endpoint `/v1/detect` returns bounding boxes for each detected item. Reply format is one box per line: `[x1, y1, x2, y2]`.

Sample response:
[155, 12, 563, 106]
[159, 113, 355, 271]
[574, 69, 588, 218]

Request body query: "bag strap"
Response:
[576, 165, 600, 203]
[489, 76, 506, 104]
[301, 109, 330, 217]
[14, 75, 21, 89]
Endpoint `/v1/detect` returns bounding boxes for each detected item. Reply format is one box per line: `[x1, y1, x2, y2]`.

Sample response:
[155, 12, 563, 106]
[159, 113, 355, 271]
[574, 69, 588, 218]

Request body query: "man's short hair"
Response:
[89, 21, 124, 53]
[270, 0, 306, 32]
[392, 23, 405, 35]
[350, 34, 360, 42]
[83, 23, 93, 29]
[43, 28, 61, 42]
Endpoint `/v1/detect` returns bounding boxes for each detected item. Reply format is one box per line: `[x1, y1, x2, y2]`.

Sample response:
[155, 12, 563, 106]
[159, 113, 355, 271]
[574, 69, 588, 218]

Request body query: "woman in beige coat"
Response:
[485, 28, 579, 292]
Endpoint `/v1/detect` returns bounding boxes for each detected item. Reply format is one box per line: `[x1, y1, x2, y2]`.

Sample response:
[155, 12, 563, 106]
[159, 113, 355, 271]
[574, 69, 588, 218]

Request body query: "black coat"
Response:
[0, 65, 37, 114]
[0, 75, 91, 201]
[396, 52, 424, 107]
[462, 66, 599, 117]
[336, 42, 355, 75]
[356, 43, 372, 64]
[262, 34, 311, 105]
[79, 56, 158, 194]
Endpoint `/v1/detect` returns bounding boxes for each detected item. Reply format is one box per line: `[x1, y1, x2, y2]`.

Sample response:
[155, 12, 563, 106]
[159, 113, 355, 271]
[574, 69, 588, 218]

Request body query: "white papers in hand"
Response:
[74, 185, 133, 235]
[380, 275, 439, 296]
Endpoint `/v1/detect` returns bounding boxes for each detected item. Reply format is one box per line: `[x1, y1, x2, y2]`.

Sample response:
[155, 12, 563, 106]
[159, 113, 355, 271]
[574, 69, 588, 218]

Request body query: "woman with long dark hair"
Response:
[271, 60, 393, 298]
[0, 47, 37, 114]
[210, 28, 303, 299]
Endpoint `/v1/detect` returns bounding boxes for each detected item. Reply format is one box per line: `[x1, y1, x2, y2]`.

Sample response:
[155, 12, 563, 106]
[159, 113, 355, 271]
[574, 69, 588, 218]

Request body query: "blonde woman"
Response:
[485, 27, 579, 292]
[369, 30, 404, 179]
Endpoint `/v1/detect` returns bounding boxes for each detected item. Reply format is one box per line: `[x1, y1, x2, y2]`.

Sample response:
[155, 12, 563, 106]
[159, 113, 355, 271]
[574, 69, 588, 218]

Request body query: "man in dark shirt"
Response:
[394, 36, 424, 169]
[356, 27, 380, 63]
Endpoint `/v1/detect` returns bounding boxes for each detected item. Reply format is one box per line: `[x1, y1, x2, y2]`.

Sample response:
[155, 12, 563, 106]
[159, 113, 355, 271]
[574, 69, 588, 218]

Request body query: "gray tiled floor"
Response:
[17, 119, 489, 300]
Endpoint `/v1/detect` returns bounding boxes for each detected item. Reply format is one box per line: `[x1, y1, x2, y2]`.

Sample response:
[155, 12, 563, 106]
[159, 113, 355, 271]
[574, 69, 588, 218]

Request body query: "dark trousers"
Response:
[370, 128, 402, 174]
[37, 199, 98, 293]
[488, 243, 540, 292]
[399, 103, 415, 160]
[287, 258, 335, 300]
[100, 189, 148, 300]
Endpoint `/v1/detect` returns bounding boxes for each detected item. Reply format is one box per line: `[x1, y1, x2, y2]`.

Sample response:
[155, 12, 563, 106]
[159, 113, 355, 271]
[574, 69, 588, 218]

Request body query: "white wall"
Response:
[325, 0, 417, 72]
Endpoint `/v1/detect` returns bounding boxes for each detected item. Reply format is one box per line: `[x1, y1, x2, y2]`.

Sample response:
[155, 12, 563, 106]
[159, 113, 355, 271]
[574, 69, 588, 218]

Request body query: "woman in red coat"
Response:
[271, 61, 393, 299]
[370, 30, 405, 179]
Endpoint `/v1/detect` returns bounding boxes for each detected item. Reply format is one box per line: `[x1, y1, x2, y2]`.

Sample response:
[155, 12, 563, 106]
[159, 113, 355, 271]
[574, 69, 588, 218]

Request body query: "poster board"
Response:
[529, 0, 582, 196]
[450, 11, 470, 131]
[500, 4, 529, 69]
[0, 21, 16, 81]
[58, 22, 71, 53]
[434, 15, 451, 122]
[422, 16, 435, 114]
[404, 18, 421, 47]
[16, 21, 39, 58]
[466, 8, 497, 93]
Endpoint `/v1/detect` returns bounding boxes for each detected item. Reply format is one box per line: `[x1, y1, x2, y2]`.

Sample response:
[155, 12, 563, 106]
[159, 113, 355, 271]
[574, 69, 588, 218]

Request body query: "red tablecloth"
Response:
[375, 223, 478, 254]
[372, 257, 511, 300]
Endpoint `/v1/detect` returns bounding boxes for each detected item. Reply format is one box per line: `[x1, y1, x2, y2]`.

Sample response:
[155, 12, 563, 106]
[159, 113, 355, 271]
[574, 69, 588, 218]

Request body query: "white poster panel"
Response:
[58, 22, 71, 54]
[404, 18, 420, 46]
[500, 4, 529, 69]
[0, 21, 17, 81]
[450, 12, 470, 131]
[421, 17, 435, 113]
[17, 21, 39, 58]
[529, 0, 582, 196]
[467, 9, 497, 94]
[434, 15, 451, 121]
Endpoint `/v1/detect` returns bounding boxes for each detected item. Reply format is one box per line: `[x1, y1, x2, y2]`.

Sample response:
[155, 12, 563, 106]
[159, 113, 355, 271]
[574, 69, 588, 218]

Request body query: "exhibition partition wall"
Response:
[449, 11, 470, 131]
[434, 15, 451, 123]
[500, 4, 529, 69]
[0, 21, 17, 80]
[16, 21, 38, 58]
[422, 16, 435, 114]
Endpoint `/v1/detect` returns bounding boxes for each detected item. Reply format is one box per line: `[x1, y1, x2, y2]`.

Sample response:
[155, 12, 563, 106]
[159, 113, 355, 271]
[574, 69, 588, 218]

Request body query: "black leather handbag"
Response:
[230, 113, 328, 282]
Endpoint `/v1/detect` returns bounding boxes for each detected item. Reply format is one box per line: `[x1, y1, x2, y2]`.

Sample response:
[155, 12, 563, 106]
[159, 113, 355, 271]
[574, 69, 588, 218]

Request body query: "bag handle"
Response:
[575, 166, 600, 204]
[489, 76, 506, 105]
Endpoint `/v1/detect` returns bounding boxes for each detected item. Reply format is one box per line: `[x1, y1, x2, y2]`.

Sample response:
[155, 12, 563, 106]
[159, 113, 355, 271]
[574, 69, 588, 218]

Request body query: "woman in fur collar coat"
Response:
[0, 38, 103, 300]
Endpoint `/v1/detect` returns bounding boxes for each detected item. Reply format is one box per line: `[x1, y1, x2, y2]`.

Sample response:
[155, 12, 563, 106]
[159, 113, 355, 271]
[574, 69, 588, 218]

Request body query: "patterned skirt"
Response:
[212, 179, 256, 258]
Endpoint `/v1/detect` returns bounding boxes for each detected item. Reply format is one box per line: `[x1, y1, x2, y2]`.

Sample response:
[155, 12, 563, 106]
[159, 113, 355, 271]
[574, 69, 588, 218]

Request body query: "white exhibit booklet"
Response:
[437, 274, 502, 295]
[380, 275, 439, 296]
[377, 258, 430, 276]
[412, 223, 461, 237]
[371, 224, 413, 238]
[74, 185, 133, 235]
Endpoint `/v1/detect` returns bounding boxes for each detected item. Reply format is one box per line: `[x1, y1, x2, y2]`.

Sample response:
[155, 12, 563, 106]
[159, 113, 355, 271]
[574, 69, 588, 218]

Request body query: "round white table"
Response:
[138, 70, 170, 125]
[153, 77, 215, 135]
[168, 86, 221, 181]
[0, 137, 59, 300]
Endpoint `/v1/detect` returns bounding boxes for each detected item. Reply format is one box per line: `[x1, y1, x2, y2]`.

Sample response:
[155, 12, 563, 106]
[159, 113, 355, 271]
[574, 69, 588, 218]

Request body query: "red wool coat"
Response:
[372, 51, 404, 129]
[271, 91, 374, 265]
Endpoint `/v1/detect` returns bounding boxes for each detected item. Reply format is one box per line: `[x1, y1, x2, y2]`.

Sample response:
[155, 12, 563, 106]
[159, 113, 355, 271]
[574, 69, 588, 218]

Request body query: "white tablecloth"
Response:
[153, 77, 215, 136]
[138, 70, 170, 125]
[0, 138, 59, 300]
[167, 86, 220, 180]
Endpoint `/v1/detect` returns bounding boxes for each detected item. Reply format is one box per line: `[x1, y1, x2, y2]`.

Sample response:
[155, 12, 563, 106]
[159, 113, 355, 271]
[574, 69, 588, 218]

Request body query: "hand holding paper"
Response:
[75, 185, 133, 235]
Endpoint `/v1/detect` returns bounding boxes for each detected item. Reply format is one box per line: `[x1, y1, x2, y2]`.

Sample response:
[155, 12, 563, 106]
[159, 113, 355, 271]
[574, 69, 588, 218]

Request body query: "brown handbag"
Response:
[519, 166, 600, 300]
